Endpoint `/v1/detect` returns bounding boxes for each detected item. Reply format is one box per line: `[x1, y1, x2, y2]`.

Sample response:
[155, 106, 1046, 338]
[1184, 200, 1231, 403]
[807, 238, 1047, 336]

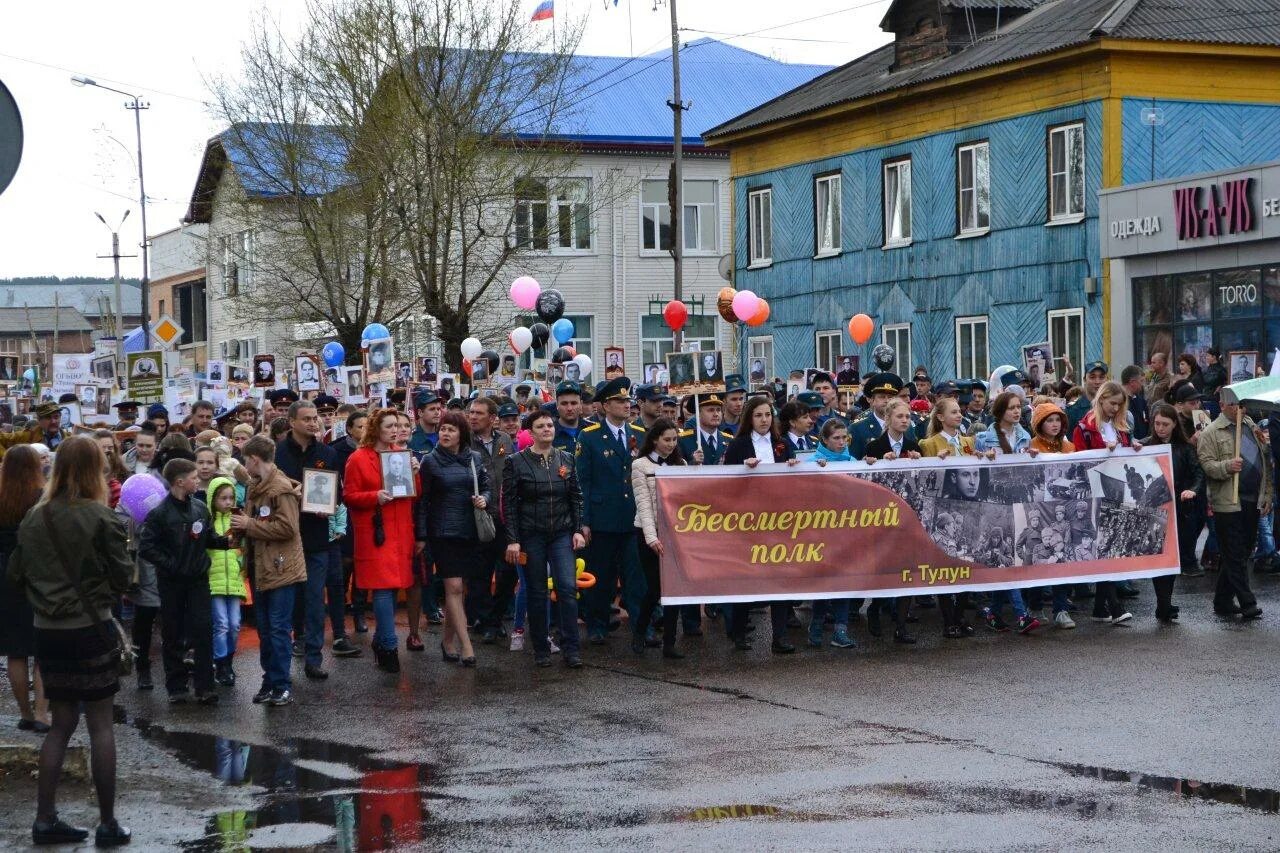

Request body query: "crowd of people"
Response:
[0, 346, 1274, 846]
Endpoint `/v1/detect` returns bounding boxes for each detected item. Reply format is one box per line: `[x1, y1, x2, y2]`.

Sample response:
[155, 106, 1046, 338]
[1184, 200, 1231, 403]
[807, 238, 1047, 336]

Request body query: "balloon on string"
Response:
[535, 288, 565, 323]
[509, 327, 533, 354]
[120, 474, 169, 524]
[572, 354, 592, 378]
[848, 313, 875, 345]
[529, 322, 551, 350]
[22, 368, 35, 381]
[562, 345, 576, 359]
[361, 323, 389, 342]
[746, 298, 770, 327]
[662, 300, 688, 332]
[461, 358, 473, 377]
[717, 287, 738, 324]
[460, 337, 483, 361]
[321, 341, 345, 367]
[550, 346, 575, 364]
[731, 290, 760, 322]
[509, 276, 541, 310]
[479, 349, 500, 373]
[551, 317, 575, 345]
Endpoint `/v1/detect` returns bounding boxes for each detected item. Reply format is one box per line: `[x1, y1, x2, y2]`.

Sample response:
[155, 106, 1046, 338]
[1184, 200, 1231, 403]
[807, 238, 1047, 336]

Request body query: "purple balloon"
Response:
[120, 473, 168, 524]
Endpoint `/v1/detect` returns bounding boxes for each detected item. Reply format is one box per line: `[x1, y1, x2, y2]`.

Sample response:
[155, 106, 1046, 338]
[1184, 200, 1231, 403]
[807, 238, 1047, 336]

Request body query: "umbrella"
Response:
[1218, 374, 1280, 412]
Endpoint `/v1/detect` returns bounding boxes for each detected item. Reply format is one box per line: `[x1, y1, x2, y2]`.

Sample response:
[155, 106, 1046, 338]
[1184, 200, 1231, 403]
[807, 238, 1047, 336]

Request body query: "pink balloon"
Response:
[731, 289, 759, 322]
[510, 276, 541, 310]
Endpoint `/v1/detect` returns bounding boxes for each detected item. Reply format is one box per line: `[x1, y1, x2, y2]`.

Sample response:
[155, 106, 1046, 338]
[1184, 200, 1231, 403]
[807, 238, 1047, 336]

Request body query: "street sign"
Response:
[0, 78, 22, 197]
[150, 314, 185, 349]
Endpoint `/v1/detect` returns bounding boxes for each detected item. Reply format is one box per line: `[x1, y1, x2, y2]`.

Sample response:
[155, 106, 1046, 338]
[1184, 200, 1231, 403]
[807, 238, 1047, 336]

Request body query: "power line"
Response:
[0, 50, 211, 106]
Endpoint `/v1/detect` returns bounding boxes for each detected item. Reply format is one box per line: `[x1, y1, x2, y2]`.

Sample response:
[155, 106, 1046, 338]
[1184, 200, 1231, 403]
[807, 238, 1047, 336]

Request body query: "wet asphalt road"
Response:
[2, 571, 1279, 851]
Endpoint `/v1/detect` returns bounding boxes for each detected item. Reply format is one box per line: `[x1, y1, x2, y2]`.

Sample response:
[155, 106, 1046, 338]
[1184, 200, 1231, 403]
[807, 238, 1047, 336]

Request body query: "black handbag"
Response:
[42, 504, 135, 677]
[470, 457, 496, 543]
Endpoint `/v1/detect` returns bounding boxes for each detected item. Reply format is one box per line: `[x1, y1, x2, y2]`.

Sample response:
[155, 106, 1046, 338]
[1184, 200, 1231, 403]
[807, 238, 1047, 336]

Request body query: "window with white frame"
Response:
[514, 178, 548, 250]
[1048, 123, 1085, 221]
[220, 236, 239, 297]
[514, 178, 592, 252]
[641, 179, 718, 253]
[814, 172, 842, 255]
[882, 323, 912, 372]
[553, 179, 592, 251]
[748, 187, 772, 266]
[1048, 308, 1084, 380]
[815, 330, 841, 372]
[957, 142, 991, 235]
[955, 315, 989, 379]
[640, 313, 717, 365]
[883, 158, 912, 246]
[747, 335, 773, 386]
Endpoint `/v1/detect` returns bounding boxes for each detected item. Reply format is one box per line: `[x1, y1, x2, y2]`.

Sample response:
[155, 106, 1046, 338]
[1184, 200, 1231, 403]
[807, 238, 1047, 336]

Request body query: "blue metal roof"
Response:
[220, 123, 349, 199]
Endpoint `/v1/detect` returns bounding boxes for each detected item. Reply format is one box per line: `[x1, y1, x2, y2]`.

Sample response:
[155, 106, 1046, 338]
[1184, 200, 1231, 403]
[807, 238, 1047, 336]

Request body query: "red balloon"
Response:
[663, 300, 688, 332]
[461, 358, 473, 377]
[746, 298, 770, 327]
[848, 313, 874, 345]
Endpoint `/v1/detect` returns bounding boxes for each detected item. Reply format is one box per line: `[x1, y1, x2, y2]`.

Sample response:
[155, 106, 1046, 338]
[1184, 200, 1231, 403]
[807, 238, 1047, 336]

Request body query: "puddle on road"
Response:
[116, 709, 439, 850]
[1050, 760, 1280, 814]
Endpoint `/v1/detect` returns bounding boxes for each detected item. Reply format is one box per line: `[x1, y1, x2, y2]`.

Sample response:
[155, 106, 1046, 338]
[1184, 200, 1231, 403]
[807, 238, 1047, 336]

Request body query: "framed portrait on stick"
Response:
[300, 468, 339, 515]
[380, 449, 417, 498]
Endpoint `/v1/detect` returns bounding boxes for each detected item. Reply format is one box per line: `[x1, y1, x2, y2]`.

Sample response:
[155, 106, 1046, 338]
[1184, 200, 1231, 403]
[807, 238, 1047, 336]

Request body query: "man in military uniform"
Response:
[0, 402, 70, 454]
[111, 400, 141, 430]
[849, 373, 903, 459]
[631, 384, 665, 433]
[720, 374, 747, 434]
[552, 380, 585, 454]
[660, 395, 679, 422]
[575, 376, 644, 646]
[678, 394, 734, 465]
[1067, 360, 1109, 433]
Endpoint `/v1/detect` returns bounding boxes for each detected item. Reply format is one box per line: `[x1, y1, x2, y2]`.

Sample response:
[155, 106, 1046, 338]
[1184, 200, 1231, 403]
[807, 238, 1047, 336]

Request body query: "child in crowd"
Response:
[194, 447, 221, 498]
[206, 477, 247, 687]
[1029, 402, 1075, 454]
[809, 419, 856, 649]
[1028, 401, 1079, 628]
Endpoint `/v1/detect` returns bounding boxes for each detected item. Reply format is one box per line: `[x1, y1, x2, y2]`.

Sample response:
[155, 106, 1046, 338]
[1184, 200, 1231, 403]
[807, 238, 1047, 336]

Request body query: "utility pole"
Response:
[667, 0, 688, 352]
[96, 211, 135, 376]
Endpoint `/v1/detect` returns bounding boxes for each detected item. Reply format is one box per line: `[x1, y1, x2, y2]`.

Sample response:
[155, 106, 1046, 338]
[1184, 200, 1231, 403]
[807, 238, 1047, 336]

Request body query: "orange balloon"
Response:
[746, 298, 770, 327]
[717, 287, 738, 324]
[563, 345, 577, 359]
[848, 313, 874, 345]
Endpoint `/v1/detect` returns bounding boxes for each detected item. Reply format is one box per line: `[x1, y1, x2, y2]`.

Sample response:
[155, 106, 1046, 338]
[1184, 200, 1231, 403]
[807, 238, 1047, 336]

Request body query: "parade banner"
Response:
[656, 446, 1179, 604]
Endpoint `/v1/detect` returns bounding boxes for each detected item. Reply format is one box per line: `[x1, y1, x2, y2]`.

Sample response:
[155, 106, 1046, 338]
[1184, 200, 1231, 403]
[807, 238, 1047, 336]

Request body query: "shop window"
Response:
[1048, 123, 1085, 222]
[883, 158, 912, 247]
[957, 142, 991, 235]
[814, 173, 842, 256]
[1048, 309, 1083, 379]
[748, 187, 772, 266]
[1178, 273, 1212, 322]
[815, 330, 840, 372]
[1215, 268, 1262, 321]
[955, 315, 989, 379]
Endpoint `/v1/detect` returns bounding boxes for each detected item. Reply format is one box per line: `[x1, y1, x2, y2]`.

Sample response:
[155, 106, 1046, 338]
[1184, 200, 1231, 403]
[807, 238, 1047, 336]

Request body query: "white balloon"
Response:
[572, 353, 593, 378]
[509, 327, 533, 354]
[460, 337, 483, 360]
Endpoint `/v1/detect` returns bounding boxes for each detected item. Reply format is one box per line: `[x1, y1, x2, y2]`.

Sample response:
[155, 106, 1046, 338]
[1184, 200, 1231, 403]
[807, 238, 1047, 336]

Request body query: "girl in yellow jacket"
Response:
[207, 476, 247, 686]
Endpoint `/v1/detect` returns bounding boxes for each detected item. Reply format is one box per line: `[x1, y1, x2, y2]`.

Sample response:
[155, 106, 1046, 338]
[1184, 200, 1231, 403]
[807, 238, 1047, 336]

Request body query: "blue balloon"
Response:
[551, 318, 575, 345]
[321, 341, 345, 367]
[361, 323, 390, 342]
[21, 368, 34, 381]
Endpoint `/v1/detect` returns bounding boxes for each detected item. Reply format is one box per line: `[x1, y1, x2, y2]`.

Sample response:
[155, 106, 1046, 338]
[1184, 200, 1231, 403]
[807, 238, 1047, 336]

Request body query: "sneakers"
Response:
[304, 664, 329, 680]
[807, 621, 824, 647]
[509, 629, 526, 651]
[291, 640, 304, 658]
[1111, 612, 1133, 626]
[1016, 615, 1042, 634]
[252, 685, 272, 704]
[1054, 611, 1077, 629]
[267, 688, 292, 706]
[332, 637, 361, 657]
[829, 628, 856, 649]
[982, 608, 1010, 633]
[426, 609, 444, 625]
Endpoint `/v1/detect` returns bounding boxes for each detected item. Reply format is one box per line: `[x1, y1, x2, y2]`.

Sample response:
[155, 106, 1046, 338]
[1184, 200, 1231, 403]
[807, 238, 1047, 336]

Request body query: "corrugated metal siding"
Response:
[734, 100, 1102, 379]
[1121, 98, 1280, 184]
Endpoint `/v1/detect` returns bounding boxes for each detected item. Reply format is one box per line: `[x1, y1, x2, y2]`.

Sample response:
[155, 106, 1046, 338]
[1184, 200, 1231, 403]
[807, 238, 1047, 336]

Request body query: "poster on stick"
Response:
[655, 446, 1178, 604]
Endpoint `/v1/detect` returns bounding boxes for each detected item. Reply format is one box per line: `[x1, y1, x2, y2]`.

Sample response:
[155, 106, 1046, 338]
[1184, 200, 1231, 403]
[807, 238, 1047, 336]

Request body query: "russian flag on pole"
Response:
[531, 0, 553, 21]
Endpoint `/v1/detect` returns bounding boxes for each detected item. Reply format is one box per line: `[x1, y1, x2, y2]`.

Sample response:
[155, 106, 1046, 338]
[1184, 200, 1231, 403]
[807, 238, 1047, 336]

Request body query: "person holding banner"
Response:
[779, 399, 816, 452]
[1147, 403, 1204, 622]
[806, 419, 857, 649]
[1198, 395, 1269, 620]
[630, 419, 687, 659]
[975, 392, 1032, 455]
[722, 396, 800, 653]
[862, 399, 923, 644]
[919, 399, 982, 638]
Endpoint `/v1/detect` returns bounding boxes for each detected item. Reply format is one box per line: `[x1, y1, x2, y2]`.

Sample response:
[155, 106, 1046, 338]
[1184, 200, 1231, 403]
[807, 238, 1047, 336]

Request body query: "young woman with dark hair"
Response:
[631, 418, 687, 658]
[1147, 402, 1204, 622]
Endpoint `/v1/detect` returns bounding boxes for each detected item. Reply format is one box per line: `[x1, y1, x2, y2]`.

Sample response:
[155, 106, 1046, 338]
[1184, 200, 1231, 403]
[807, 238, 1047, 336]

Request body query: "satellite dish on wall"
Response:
[0, 79, 22, 197]
[717, 253, 733, 282]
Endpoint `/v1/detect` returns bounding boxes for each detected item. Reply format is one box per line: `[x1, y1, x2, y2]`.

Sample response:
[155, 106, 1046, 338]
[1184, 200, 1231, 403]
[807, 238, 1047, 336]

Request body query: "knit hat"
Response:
[1031, 402, 1068, 436]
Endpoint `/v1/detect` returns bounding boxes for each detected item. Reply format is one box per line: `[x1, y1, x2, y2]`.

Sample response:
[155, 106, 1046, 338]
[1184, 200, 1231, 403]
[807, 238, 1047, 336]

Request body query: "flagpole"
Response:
[668, 0, 685, 353]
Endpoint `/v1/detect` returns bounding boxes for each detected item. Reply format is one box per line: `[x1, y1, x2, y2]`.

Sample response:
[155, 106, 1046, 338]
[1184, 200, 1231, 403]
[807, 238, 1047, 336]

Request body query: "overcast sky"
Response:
[0, 0, 890, 280]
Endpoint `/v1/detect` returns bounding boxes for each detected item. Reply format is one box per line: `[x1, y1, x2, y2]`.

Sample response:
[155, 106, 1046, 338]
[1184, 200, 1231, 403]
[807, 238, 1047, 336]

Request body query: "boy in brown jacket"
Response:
[231, 436, 306, 706]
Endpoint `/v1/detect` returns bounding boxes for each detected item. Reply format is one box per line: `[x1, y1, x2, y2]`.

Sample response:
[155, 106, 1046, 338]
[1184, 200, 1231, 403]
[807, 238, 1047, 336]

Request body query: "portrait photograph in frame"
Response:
[301, 468, 339, 515]
[380, 449, 417, 498]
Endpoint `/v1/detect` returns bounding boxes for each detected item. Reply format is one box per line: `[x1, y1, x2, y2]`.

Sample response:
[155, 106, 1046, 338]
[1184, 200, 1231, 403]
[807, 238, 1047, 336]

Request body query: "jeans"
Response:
[158, 574, 213, 695]
[513, 562, 550, 633]
[255, 584, 295, 691]
[1215, 505, 1260, 611]
[303, 547, 347, 666]
[582, 530, 644, 638]
[1252, 509, 1275, 559]
[211, 595, 242, 659]
[989, 588, 1028, 619]
[371, 589, 398, 652]
[635, 539, 676, 646]
[131, 604, 159, 668]
[811, 598, 851, 626]
[523, 530, 580, 657]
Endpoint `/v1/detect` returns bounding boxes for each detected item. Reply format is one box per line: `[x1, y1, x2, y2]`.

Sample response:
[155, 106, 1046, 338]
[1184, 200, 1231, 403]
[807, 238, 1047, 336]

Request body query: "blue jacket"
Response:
[678, 426, 734, 465]
[974, 423, 1032, 454]
[552, 421, 582, 455]
[574, 420, 637, 533]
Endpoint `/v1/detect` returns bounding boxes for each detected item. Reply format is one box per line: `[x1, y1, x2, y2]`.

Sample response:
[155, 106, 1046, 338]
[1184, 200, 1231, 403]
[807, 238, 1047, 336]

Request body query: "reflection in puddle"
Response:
[1051, 761, 1280, 814]
[118, 711, 437, 850]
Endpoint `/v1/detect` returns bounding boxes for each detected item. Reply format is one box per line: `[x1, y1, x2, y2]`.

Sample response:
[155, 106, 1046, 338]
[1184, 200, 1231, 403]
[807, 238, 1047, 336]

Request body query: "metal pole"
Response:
[668, 0, 684, 353]
[112, 230, 124, 370]
[130, 98, 150, 335]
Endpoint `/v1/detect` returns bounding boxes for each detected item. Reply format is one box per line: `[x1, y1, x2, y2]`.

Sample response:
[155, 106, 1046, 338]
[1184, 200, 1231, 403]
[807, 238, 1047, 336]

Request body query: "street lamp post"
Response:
[95, 210, 134, 375]
[72, 75, 150, 336]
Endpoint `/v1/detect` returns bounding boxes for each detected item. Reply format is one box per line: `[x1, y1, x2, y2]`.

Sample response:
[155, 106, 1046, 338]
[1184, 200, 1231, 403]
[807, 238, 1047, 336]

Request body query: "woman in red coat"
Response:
[344, 408, 416, 673]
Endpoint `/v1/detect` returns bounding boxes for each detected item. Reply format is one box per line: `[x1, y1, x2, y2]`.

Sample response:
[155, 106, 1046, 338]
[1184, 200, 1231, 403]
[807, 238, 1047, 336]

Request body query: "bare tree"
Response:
[209, 0, 590, 368]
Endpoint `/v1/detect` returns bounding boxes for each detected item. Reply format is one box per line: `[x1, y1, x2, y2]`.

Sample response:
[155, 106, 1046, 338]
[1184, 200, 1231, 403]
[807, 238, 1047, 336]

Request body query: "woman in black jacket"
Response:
[1148, 403, 1205, 622]
[415, 411, 490, 667]
[721, 396, 800, 654]
[501, 409, 585, 668]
